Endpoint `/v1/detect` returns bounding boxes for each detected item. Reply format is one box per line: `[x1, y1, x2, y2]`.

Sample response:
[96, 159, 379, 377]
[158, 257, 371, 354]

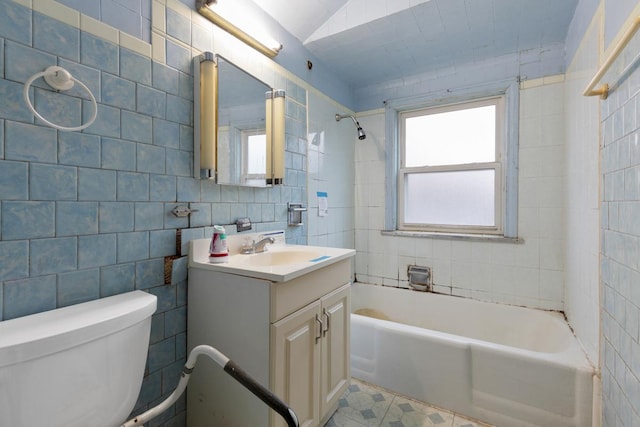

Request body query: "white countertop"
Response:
[188, 238, 355, 282]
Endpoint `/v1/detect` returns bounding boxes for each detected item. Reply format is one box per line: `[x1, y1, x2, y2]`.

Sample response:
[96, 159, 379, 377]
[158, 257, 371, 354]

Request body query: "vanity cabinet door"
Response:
[271, 300, 321, 427]
[320, 284, 351, 417]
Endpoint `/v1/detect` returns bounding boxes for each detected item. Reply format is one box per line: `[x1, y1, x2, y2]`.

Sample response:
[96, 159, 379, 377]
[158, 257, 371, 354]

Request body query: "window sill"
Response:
[381, 230, 523, 244]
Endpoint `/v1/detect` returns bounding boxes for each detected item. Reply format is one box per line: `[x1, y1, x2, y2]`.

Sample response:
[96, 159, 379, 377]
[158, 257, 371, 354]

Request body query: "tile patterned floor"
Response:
[324, 379, 493, 427]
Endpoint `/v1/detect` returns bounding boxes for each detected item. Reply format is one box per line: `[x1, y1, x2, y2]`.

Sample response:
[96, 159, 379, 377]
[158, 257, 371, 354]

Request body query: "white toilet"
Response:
[0, 290, 157, 427]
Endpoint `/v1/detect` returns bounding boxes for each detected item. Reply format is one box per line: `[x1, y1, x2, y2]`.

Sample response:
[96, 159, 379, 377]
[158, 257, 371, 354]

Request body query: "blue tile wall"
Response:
[601, 53, 640, 427]
[0, 2, 308, 426]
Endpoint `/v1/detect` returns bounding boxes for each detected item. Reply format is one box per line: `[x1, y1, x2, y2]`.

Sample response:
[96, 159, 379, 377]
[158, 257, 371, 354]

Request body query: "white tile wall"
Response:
[354, 80, 567, 311]
[306, 92, 355, 249]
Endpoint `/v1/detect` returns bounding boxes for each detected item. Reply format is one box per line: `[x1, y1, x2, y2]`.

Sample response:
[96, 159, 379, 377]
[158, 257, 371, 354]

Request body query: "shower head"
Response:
[335, 114, 366, 140]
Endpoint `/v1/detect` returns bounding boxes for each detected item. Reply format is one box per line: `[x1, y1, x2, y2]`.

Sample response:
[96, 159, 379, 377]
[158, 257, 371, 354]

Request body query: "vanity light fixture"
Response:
[196, 0, 283, 58]
[266, 89, 285, 185]
[194, 52, 218, 179]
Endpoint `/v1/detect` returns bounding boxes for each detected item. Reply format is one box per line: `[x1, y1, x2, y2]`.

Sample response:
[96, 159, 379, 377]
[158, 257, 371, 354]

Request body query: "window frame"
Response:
[384, 79, 519, 238]
[397, 96, 505, 234]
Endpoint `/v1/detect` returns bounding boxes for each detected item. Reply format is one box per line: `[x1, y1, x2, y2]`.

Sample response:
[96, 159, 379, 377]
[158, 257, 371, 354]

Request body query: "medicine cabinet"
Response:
[194, 53, 285, 187]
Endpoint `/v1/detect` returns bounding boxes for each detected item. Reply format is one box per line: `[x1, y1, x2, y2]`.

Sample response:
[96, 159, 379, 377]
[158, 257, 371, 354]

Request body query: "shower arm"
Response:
[335, 113, 361, 127]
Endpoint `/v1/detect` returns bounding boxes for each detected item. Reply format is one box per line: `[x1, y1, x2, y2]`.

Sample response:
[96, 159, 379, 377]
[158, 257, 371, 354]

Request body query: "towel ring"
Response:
[23, 66, 98, 132]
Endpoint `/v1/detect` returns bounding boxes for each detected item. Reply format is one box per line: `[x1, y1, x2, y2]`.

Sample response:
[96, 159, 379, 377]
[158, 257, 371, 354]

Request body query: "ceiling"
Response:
[256, 0, 580, 90]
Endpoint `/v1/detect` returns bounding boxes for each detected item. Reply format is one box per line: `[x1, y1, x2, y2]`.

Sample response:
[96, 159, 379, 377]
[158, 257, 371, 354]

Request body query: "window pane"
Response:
[405, 105, 495, 167]
[404, 169, 495, 226]
[246, 134, 266, 174]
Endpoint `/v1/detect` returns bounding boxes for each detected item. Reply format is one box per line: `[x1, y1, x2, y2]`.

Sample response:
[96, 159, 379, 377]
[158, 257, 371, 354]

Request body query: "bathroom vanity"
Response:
[187, 235, 355, 427]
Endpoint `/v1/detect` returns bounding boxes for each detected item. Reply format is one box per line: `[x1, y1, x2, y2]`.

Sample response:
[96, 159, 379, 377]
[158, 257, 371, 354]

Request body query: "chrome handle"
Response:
[315, 314, 323, 343]
[322, 309, 330, 337]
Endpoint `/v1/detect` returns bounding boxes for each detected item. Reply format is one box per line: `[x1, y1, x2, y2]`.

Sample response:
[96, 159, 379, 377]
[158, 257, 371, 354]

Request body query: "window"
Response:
[385, 80, 519, 238]
[241, 129, 266, 186]
[399, 97, 503, 234]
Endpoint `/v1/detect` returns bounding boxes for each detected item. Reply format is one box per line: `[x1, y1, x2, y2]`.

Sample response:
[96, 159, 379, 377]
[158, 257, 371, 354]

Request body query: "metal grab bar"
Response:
[584, 16, 640, 99]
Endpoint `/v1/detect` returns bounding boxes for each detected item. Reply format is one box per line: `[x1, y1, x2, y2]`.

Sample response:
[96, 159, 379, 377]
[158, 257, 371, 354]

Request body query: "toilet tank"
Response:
[0, 291, 157, 427]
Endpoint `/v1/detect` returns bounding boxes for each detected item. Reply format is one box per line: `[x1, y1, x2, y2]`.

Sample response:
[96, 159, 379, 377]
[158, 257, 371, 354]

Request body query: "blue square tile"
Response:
[78, 168, 116, 201]
[152, 61, 179, 95]
[102, 137, 136, 171]
[148, 282, 176, 313]
[81, 32, 118, 74]
[120, 48, 152, 85]
[134, 202, 164, 231]
[148, 337, 175, 373]
[188, 203, 211, 228]
[166, 94, 192, 125]
[138, 369, 162, 406]
[137, 143, 166, 174]
[83, 101, 120, 138]
[191, 22, 212, 53]
[56, 202, 98, 236]
[57, 268, 100, 307]
[0, 119, 4, 158]
[135, 258, 164, 289]
[33, 12, 79, 61]
[0, 2, 31, 45]
[0, 79, 33, 124]
[179, 124, 194, 151]
[137, 84, 166, 118]
[30, 237, 77, 276]
[150, 229, 177, 258]
[178, 71, 194, 101]
[99, 201, 134, 233]
[5, 41, 56, 85]
[166, 149, 191, 177]
[233, 203, 249, 221]
[177, 176, 200, 202]
[149, 316, 165, 347]
[165, 306, 187, 335]
[122, 110, 152, 143]
[0, 160, 28, 200]
[34, 88, 82, 129]
[2, 201, 55, 240]
[117, 231, 149, 263]
[211, 203, 231, 225]
[59, 132, 101, 167]
[117, 171, 149, 201]
[101, 1, 143, 41]
[3, 275, 57, 320]
[166, 8, 191, 45]
[101, 72, 136, 110]
[178, 227, 204, 255]
[5, 121, 56, 162]
[166, 39, 191, 74]
[175, 331, 187, 359]
[78, 233, 116, 269]
[100, 263, 135, 297]
[30, 164, 77, 201]
[153, 118, 179, 148]
[0, 240, 29, 282]
[150, 175, 176, 201]
[58, 59, 101, 102]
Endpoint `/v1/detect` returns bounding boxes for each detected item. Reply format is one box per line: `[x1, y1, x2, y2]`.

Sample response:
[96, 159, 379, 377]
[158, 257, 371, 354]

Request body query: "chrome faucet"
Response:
[241, 236, 276, 254]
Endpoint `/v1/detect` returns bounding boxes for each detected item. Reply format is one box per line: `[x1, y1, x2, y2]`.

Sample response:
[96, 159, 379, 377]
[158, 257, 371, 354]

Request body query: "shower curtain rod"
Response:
[583, 15, 640, 99]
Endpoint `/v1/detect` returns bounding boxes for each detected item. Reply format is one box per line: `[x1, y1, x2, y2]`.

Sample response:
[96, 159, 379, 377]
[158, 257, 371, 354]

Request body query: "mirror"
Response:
[216, 56, 272, 187]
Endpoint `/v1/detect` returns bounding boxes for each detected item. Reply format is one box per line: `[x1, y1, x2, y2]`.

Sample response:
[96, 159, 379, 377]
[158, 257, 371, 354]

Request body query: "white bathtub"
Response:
[350, 283, 595, 427]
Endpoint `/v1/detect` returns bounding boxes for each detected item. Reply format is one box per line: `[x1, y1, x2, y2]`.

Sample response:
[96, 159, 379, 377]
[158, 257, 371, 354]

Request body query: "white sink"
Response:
[234, 249, 324, 267]
[189, 239, 355, 282]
